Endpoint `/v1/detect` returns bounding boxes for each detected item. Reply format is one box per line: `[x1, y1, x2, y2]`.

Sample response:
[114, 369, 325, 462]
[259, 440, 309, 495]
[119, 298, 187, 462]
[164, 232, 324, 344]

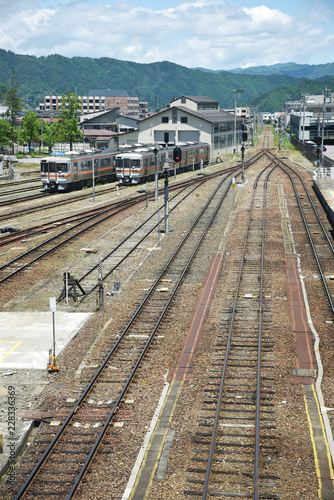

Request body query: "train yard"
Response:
[1, 127, 334, 499]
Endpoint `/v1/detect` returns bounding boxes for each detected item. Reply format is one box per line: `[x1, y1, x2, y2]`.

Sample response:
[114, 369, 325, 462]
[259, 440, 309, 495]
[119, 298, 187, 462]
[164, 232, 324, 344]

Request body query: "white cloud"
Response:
[0, 0, 333, 69]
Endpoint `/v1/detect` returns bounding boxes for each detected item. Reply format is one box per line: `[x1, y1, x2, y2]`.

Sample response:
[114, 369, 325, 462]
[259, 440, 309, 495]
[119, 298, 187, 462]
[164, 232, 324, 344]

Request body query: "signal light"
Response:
[173, 147, 182, 162]
[242, 132, 248, 142]
[315, 136, 322, 146]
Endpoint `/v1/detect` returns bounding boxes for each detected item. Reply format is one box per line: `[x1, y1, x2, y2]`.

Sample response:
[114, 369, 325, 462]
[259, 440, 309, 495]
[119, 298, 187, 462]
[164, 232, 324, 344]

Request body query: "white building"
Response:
[118, 96, 244, 157]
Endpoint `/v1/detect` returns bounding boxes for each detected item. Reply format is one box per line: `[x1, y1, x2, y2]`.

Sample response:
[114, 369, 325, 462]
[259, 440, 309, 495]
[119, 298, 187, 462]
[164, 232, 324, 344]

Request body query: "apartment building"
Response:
[39, 89, 147, 116]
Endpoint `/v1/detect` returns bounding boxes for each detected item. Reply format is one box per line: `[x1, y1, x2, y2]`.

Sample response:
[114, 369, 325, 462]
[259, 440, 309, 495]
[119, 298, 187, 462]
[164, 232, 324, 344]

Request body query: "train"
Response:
[40, 149, 119, 191]
[40, 142, 210, 191]
[115, 142, 210, 185]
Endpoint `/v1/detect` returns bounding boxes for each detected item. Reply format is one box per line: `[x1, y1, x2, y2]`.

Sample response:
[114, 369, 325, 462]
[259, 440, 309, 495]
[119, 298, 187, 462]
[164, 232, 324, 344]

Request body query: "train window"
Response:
[41, 161, 48, 173]
[131, 159, 140, 169]
[81, 160, 89, 171]
[48, 162, 56, 172]
[101, 158, 110, 167]
[57, 163, 67, 173]
[124, 159, 131, 169]
[116, 159, 123, 169]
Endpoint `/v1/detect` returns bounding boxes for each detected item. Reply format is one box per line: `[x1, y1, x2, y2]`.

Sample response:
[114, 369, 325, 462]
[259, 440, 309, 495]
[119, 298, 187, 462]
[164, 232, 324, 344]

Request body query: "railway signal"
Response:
[242, 132, 248, 142]
[173, 147, 182, 162]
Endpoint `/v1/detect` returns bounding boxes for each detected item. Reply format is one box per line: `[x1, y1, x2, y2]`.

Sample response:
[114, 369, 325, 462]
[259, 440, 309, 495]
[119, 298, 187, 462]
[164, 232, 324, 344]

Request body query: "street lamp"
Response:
[232, 88, 243, 155]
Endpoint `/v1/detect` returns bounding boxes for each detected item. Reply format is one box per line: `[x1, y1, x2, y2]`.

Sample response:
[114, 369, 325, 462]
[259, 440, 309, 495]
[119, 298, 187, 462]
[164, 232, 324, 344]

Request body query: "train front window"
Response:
[41, 161, 48, 173]
[48, 162, 56, 172]
[116, 159, 123, 169]
[131, 159, 140, 170]
[57, 163, 67, 173]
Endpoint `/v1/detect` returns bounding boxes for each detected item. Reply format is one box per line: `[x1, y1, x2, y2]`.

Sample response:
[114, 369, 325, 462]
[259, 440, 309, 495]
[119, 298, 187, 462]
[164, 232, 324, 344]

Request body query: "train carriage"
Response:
[40, 149, 119, 191]
[115, 142, 210, 185]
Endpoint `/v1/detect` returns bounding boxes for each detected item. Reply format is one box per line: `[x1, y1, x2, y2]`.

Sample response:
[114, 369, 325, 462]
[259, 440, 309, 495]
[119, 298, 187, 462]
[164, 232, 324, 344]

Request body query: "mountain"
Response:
[0, 49, 302, 111]
[228, 62, 334, 79]
[248, 75, 334, 112]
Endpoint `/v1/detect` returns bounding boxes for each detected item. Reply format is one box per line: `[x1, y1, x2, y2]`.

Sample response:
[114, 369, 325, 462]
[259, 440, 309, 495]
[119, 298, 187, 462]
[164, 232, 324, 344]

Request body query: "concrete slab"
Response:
[0, 311, 93, 482]
[0, 312, 93, 369]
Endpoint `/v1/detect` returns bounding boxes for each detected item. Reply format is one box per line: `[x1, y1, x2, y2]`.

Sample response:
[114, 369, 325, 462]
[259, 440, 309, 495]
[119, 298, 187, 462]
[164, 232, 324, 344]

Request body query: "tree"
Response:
[42, 121, 56, 154]
[21, 111, 40, 152]
[5, 70, 23, 154]
[0, 118, 11, 152]
[57, 91, 82, 150]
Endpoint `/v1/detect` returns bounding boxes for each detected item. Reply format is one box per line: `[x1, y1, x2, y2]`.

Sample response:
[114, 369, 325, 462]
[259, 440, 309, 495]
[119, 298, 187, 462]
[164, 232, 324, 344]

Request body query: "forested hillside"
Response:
[1, 50, 333, 112]
[0, 49, 302, 111]
[228, 62, 334, 79]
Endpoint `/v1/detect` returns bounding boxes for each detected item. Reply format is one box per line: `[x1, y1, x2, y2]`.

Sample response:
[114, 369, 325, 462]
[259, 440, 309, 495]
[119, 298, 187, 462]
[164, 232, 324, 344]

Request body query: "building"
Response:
[79, 108, 139, 149]
[39, 90, 148, 117]
[289, 92, 334, 144]
[117, 95, 244, 157]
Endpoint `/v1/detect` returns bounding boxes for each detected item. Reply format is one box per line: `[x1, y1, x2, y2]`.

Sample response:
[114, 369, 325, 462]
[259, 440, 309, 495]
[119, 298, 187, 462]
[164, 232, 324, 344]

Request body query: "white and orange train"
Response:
[115, 142, 210, 185]
[40, 142, 210, 191]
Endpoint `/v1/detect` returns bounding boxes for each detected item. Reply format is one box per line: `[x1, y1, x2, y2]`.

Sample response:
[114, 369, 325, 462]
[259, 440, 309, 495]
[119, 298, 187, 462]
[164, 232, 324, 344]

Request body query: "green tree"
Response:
[0, 118, 11, 152]
[57, 91, 82, 150]
[42, 121, 56, 154]
[5, 70, 23, 154]
[21, 111, 40, 152]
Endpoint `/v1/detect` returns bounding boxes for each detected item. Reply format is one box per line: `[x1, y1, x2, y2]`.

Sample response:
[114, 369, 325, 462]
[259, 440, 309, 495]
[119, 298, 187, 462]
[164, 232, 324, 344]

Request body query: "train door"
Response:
[47, 161, 57, 188]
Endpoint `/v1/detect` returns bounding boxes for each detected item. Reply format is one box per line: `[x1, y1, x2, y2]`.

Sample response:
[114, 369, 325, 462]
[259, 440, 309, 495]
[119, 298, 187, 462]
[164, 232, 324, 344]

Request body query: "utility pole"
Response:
[321, 87, 331, 157]
[301, 92, 308, 142]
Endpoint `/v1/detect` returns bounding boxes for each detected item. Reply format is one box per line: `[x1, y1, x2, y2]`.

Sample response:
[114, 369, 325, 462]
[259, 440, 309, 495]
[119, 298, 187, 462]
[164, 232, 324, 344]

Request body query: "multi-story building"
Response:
[39, 90, 147, 116]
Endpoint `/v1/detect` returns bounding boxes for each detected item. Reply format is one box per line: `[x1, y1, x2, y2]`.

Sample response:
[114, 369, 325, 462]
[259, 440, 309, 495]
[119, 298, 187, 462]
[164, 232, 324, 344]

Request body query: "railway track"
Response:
[274, 154, 334, 316]
[2, 128, 333, 499]
[69, 156, 266, 306]
[12, 152, 237, 499]
[0, 157, 263, 284]
[185, 161, 277, 499]
[0, 198, 140, 286]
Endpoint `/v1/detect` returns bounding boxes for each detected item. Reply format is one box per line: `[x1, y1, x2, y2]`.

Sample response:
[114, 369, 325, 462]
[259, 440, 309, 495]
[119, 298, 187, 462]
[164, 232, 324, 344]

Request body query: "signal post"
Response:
[241, 131, 247, 183]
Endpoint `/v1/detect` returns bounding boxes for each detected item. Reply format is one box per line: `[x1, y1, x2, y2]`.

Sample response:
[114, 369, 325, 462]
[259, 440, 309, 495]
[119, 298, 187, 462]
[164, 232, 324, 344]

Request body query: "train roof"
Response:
[41, 149, 119, 162]
[116, 142, 209, 158]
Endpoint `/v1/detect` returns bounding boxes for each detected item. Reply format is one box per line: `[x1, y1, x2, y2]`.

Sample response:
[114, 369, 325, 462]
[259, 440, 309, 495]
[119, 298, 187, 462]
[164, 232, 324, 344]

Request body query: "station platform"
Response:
[313, 178, 334, 230]
[0, 311, 92, 480]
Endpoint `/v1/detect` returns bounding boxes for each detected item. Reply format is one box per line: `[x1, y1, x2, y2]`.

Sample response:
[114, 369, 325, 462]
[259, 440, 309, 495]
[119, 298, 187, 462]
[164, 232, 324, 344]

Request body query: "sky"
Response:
[0, 0, 334, 71]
